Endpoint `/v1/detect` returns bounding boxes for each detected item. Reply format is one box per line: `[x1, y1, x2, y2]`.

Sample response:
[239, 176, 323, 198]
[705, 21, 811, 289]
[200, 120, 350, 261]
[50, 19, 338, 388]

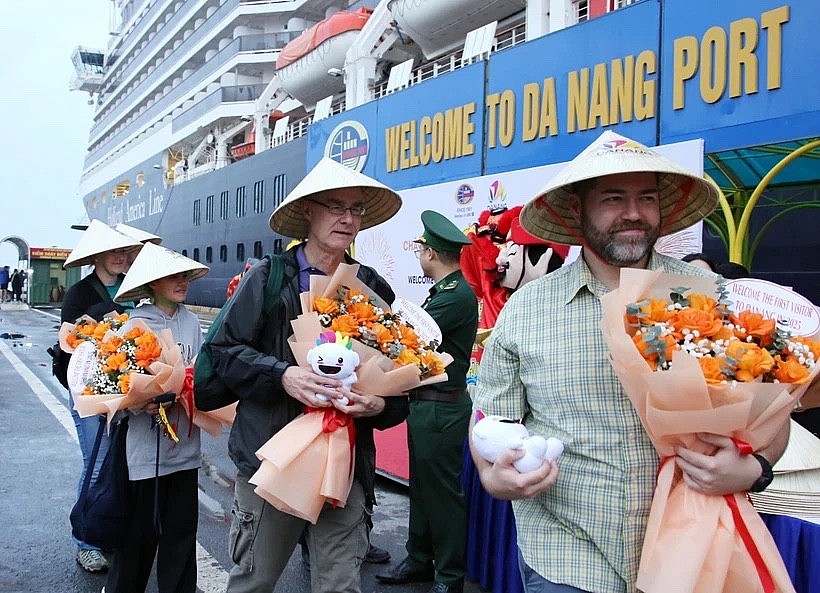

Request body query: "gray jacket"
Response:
[124, 303, 203, 481]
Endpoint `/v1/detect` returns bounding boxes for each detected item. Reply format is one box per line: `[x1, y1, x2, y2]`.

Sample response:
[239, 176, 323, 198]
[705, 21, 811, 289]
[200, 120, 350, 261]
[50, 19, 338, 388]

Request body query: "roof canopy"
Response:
[705, 139, 820, 191]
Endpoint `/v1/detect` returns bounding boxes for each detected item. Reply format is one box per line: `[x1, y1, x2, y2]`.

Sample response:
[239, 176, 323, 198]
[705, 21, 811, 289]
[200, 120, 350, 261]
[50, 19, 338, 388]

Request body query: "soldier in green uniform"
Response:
[377, 211, 479, 593]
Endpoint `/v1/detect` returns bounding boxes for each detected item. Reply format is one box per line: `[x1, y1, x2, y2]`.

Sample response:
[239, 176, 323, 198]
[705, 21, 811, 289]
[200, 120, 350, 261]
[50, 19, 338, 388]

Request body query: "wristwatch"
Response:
[749, 453, 774, 493]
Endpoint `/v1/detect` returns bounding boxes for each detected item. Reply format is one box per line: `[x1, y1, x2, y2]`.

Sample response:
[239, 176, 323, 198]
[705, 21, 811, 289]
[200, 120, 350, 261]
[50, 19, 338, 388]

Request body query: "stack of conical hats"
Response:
[749, 420, 820, 518]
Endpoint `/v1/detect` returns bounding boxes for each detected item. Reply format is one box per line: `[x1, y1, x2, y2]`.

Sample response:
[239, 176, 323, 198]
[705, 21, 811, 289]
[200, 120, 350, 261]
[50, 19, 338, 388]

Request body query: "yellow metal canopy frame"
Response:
[704, 138, 820, 267]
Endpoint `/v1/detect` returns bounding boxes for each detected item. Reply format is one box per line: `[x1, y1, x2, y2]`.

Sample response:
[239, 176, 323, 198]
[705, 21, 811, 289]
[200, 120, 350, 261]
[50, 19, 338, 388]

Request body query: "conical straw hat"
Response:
[772, 419, 820, 473]
[115, 223, 162, 245]
[269, 158, 402, 238]
[114, 242, 208, 302]
[63, 219, 142, 269]
[519, 131, 720, 245]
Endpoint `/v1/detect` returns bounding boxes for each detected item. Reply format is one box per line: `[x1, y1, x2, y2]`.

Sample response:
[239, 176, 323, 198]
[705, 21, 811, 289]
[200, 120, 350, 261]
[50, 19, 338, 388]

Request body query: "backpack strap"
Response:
[262, 254, 285, 314]
[87, 273, 113, 303]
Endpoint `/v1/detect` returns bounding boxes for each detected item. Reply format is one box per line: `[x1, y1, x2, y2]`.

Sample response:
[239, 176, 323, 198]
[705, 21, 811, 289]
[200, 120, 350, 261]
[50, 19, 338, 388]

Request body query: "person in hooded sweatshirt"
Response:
[106, 243, 209, 593]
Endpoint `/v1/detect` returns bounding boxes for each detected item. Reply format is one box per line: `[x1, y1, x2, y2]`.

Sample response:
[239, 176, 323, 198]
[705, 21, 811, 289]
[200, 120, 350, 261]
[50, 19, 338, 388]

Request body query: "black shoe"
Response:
[365, 543, 391, 564]
[427, 582, 463, 593]
[376, 557, 434, 584]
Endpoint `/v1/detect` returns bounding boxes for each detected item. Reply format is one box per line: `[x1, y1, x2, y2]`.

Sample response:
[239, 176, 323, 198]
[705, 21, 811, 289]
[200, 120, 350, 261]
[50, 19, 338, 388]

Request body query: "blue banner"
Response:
[660, 0, 820, 150]
[484, 0, 660, 174]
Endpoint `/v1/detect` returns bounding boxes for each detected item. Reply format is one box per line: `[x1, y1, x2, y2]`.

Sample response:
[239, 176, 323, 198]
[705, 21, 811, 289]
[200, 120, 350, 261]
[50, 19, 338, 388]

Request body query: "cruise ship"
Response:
[72, 0, 820, 308]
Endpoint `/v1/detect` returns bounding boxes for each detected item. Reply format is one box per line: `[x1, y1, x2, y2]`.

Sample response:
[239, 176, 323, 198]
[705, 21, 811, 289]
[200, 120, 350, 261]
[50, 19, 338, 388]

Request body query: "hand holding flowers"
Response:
[600, 268, 819, 593]
[69, 319, 185, 428]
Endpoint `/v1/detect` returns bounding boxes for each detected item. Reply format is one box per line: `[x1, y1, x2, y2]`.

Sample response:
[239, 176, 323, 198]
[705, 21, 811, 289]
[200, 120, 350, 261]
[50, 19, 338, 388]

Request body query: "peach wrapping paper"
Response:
[71, 319, 186, 425]
[250, 264, 453, 522]
[600, 268, 818, 593]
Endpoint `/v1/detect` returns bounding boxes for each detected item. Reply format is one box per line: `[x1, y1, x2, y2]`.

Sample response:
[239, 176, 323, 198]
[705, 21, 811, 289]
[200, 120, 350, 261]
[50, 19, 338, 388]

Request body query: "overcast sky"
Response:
[0, 1, 108, 266]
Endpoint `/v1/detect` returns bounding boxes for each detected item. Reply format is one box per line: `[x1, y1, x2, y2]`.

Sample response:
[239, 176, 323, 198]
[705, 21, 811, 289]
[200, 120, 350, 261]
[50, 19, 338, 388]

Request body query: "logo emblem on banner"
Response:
[324, 121, 369, 171]
[455, 184, 474, 205]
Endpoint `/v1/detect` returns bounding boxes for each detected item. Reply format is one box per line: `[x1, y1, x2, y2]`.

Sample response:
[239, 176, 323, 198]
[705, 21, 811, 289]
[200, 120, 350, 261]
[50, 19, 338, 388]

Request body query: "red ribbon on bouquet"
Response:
[657, 438, 775, 593]
[726, 438, 775, 593]
[305, 406, 357, 506]
[180, 366, 196, 437]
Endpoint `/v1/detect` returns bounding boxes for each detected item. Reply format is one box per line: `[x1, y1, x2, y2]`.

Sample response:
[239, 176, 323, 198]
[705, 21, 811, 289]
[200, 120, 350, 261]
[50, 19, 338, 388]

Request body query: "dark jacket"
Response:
[204, 247, 408, 505]
[61, 271, 128, 323]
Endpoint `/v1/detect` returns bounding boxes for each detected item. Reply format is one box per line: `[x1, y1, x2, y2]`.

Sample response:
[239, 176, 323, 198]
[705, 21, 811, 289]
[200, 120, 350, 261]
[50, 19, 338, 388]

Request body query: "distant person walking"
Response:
[0, 265, 9, 302]
[10, 268, 25, 302]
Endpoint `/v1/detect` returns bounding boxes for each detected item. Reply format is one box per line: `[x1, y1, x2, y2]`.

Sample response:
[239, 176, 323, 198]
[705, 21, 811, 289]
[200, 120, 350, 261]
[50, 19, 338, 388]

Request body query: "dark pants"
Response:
[406, 392, 472, 586]
[106, 468, 199, 593]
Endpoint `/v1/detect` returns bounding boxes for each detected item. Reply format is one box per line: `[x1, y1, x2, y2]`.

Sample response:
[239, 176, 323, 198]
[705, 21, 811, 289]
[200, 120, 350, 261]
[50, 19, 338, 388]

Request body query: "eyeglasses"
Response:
[308, 200, 366, 217]
[414, 246, 432, 259]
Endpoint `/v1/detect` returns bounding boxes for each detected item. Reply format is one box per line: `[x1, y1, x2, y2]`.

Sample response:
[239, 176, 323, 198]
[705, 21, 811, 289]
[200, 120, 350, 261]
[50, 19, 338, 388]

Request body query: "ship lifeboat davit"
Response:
[276, 8, 371, 106]
[388, 0, 525, 59]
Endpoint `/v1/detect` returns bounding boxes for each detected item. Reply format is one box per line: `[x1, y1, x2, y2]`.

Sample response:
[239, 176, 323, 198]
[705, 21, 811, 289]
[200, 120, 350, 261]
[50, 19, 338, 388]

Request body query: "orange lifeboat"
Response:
[276, 8, 371, 105]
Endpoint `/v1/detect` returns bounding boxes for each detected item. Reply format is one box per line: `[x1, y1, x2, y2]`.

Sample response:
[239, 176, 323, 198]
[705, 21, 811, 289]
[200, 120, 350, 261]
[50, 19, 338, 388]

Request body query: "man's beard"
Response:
[580, 210, 659, 266]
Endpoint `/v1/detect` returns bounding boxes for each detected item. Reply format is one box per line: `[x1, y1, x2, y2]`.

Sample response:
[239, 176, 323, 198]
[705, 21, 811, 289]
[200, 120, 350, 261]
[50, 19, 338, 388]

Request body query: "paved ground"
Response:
[0, 306, 485, 593]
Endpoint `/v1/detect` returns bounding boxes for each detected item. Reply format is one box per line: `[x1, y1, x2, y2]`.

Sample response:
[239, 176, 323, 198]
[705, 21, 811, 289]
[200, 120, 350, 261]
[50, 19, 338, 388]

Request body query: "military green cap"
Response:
[414, 210, 471, 253]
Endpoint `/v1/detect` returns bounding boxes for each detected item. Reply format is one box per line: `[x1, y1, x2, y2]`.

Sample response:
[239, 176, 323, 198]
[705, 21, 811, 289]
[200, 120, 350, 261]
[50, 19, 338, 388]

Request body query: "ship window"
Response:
[206, 246, 213, 263]
[220, 191, 229, 220]
[220, 245, 228, 262]
[271, 174, 287, 209]
[574, 0, 588, 22]
[136, 173, 145, 187]
[193, 248, 200, 262]
[181, 249, 188, 257]
[253, 241, 263, 259]
[205, 195, 214, 223]
[236, 186, 246, 217]
[253, 180, 265, 213]
[273, 238, 283, 255]
[236, 243, 245, 262]
[193, 199, 201, 226]
[114, 180, 130, 197]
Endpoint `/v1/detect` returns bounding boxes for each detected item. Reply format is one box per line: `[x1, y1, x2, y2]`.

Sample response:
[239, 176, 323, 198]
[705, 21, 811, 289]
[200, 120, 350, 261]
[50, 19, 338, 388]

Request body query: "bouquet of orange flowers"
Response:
[251, 263, 453, 523]
[601, 268, 819, 593]
[59, 312, 130, 352]
[67, 319, 185, 427]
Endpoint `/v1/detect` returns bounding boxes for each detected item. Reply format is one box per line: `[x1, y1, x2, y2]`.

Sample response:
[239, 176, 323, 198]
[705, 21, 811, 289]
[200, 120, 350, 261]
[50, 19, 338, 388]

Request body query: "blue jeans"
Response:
[69, 392, 110, 551]
[518, 551, 591, 593]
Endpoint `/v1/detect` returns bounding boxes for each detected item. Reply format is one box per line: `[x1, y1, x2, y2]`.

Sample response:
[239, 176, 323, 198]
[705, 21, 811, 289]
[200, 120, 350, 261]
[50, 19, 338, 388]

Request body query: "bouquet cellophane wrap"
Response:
[600, 268, 818, 593]
[250, 264, 452, 523]
[178, 365, 236, 437]
[72, 319, 186, 424]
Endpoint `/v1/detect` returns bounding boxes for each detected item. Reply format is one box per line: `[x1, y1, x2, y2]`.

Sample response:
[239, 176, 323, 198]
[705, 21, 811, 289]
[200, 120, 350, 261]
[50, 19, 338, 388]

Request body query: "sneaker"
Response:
[76, 549, 109, 573]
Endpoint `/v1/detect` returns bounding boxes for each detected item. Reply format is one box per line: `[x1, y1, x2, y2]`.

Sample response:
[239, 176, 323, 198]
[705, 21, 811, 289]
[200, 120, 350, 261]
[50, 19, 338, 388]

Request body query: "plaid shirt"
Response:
[474, 251, 712, 593]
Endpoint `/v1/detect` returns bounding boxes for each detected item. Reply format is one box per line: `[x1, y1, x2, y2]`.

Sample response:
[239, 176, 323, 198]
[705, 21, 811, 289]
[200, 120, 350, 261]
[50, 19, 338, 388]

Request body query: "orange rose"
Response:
[419, 349, 445, 376]
[103, 351, 129, 373]
[670, 308, 724, 338]
[627, 299, 674, 325]
[632, 331, 677, 370]
[396, 347, 420, 367]
[347, 301, 379, 324]
[100, 336, 123, 356]
[725, 341, 774, 382]
[313, 296, 340, 316]
[118, 372, 131, 394]
[123, 326, 145, 341]
[772, 355, 810, 384]
[398, 324, 420, 351]
[330, 314, 361, 336]
[698, 356, 727, 384]
[729, 310, 776, 347]
[687, 293, 719, 313]
[92, 322, 112, 341]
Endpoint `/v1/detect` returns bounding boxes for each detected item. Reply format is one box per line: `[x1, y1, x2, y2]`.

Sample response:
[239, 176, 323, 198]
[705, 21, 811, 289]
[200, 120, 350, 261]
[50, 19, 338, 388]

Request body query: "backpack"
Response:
[70, 416, 132, 549]
[47, 343, 70, 389]
[194, 254, 285, 411]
